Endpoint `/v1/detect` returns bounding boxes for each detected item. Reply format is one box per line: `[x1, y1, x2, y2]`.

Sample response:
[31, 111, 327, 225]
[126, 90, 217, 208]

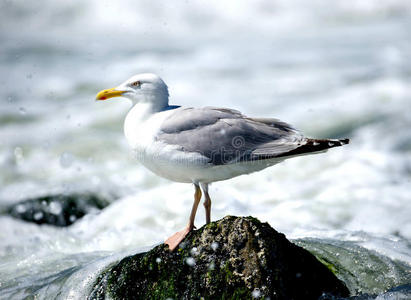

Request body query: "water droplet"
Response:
[49, 201, 62, 215]
[14, 147, 24, 164]
[60, 152, 74, 168]
[211, 242, 219, 251]
[156, 257, 161, 263]
[16, 204, 26, 213]
[19, 107, 26, 115]
[14, 147, 23, 157]
[69, 215, 77, 222]
[33, 212, 43, 221]
[185, 257, 195, 267]
[252, 289, 261, 298]
[190, 247, 198, 256]
[179, 241, 187, 249]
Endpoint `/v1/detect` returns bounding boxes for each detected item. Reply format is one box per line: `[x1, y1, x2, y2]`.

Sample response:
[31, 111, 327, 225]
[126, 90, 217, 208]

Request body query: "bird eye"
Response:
[131, 81, 141, 87]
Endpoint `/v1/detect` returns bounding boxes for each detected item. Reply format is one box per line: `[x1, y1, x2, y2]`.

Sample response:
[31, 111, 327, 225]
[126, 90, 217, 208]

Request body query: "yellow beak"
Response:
[96, 87, 125, 100]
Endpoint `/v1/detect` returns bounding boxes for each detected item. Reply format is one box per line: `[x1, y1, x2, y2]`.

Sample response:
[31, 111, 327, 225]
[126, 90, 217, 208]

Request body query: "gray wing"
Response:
[157, 107, 306, 165]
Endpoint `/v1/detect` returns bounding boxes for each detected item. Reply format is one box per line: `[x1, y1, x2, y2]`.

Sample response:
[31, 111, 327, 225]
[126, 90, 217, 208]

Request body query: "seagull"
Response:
[96, 73, 349, 250]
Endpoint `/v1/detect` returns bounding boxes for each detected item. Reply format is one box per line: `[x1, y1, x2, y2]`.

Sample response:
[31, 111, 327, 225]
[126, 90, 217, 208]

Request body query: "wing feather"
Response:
[157, 107, 305, 165]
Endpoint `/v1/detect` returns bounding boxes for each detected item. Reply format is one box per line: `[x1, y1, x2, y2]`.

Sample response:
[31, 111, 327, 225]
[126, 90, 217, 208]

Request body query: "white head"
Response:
[96, 73, 169, 109]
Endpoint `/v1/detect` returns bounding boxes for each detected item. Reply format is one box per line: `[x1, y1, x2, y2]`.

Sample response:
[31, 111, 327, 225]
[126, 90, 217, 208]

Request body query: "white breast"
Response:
[124, 105, 209, 183]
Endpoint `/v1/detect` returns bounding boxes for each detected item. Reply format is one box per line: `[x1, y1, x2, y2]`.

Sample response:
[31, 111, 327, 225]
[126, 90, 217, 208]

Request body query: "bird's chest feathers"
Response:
[124, 104, 172, 154]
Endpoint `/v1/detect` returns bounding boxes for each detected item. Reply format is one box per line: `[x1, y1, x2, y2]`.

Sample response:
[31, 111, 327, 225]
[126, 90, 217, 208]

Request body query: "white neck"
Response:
[124, 100, 171, 149]
[129, 102, 155, 120]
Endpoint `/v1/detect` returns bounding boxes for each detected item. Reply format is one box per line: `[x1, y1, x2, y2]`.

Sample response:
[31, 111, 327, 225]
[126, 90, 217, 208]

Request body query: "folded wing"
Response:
[157, 107, 313, 165]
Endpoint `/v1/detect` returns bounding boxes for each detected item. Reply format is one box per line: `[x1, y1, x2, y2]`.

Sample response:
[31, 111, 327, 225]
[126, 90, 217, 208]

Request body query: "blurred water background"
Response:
[1, 0, 411, 298]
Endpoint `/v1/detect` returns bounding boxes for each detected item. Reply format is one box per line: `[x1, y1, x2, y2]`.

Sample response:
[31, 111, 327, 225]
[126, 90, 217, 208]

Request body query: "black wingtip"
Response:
[339, 138, 350, 145]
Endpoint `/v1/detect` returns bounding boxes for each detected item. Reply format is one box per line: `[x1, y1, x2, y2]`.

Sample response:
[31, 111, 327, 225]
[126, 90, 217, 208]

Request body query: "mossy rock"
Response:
[91, 216, 349, 299]
[8, 193, 110, 226]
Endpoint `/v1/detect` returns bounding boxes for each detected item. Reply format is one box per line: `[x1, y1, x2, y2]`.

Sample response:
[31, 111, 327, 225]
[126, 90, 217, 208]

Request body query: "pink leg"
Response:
[201, 183, 212, 224]
[165, 184, 202, 251]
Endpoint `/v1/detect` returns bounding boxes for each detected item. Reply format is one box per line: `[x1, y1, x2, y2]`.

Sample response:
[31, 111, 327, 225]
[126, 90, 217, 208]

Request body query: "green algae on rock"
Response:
[90, 216, 349, 299]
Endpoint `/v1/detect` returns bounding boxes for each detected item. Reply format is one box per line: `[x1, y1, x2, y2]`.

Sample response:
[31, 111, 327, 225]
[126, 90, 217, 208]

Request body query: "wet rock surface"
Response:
[320, 284, 411, 300]
[295, 238, 411, 297]
[7, 193, 110, 226]
[91, 216, 349, 299]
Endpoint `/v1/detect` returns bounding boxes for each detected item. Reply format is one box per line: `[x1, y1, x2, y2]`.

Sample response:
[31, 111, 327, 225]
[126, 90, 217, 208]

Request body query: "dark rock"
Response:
[91, 216, 349, 299]
[320, 284, 411, 300]
[8, 193, 110, 226]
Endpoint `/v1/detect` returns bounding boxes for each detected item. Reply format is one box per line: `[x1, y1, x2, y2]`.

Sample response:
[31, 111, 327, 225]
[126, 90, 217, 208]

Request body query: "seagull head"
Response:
[96, 73, 169, 108]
